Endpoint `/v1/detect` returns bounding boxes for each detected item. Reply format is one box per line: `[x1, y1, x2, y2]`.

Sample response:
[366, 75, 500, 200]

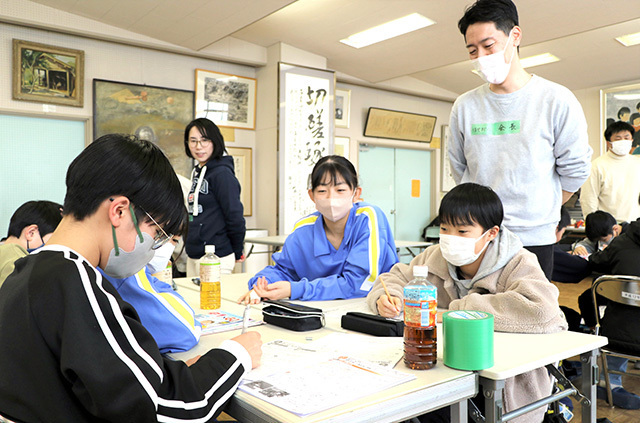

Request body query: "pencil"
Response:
[241, 303, 251, 334]
[380, 279, 395, 307]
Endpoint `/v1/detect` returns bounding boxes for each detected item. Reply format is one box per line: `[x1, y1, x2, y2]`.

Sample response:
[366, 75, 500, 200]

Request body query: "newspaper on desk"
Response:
[239, 334, 413, 416]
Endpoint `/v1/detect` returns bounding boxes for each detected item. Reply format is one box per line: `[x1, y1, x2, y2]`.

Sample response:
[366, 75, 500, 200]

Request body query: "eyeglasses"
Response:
[138, 207, 173, 250]
[188, 138, 212, 147]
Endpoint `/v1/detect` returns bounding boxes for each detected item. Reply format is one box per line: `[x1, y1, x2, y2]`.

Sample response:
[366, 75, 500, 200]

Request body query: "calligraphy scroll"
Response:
[278, 63, 335, 234]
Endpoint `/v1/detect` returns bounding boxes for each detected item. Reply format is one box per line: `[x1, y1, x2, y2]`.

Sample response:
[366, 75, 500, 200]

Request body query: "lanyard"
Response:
[190, 165, 207, 217]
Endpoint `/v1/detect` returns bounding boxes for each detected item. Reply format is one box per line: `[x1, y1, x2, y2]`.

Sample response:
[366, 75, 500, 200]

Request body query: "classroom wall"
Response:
[0, 21, 259, 229]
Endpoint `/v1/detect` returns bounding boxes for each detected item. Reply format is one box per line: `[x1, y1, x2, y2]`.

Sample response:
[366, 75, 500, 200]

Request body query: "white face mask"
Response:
[147, 242, 176, 274]
[439, 229, 491, 267]
[315, 195, 354, 222]
[471, 30, 514, 85]
[610, 139, 632, 157]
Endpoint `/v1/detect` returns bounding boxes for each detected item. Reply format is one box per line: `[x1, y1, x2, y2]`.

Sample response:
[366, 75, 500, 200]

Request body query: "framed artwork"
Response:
[12, 39, 84, 107]
[278, 62, 335, 233]
[93, 79, 194, 178]
[440, 125, 456, 192]
[195, 69, 257, 130]
[335, 88, 351, 128]
[334, 136, 350, 160]
[364, 107, 436, 143]
[227, 147, 253, 216]
[601, 83, 640, 154]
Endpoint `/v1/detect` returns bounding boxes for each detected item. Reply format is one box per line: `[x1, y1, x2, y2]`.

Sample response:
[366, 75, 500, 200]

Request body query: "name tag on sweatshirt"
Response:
[471, 120, 521, 136]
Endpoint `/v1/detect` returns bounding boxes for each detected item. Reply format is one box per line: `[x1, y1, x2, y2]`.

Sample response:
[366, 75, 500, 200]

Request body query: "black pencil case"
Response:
[341, 311, 404, 337]
[262, 300, 325, 332]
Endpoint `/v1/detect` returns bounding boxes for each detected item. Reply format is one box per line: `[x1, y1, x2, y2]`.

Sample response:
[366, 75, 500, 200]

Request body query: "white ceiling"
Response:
[27, 0, 640, 98]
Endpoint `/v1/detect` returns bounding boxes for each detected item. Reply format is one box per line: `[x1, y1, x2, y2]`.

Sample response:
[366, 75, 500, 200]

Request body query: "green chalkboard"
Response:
[0, 114, 85, 238]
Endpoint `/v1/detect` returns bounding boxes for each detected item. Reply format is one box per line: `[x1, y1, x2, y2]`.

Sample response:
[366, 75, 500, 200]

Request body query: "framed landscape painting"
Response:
[12, 39, 84, 107]
[195, 69, 256, 129]
[93, 79, 194, 177]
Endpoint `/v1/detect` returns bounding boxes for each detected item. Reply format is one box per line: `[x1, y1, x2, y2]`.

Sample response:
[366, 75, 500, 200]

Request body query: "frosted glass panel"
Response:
[0, 114, 85, 238]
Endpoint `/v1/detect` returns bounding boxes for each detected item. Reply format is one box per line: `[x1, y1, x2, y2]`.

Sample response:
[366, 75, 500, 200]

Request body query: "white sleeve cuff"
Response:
[218, 339, 252, 375]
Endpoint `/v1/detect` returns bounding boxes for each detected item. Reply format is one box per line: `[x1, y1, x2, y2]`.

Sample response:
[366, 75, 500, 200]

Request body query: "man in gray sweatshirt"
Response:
[448, 0, 592, 279]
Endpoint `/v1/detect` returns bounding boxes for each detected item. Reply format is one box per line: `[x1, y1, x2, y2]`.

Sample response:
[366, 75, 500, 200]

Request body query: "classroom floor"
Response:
[553, 277, 640, 422]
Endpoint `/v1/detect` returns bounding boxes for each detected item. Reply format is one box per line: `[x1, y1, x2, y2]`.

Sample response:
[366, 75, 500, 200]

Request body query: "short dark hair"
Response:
[630, 113, 640, 126]
[7, 201, 62, 238]
[439, 183, 503, 231]
[458, 0, 518, 36]
[584, 211, 616, 241]
[184, 118, 226, 161]
[557, 206, 571, 232]
[604, 121, 635, 141]
[63, 134, 187, 236]
[309, 155, 358, 191]
[617, 107, 631, 119]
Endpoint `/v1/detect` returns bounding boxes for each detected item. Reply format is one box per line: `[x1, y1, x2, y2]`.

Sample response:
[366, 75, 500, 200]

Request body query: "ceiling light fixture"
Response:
[519, 53, 560, 68]
[615, 31, 640, 47]
[340, 13, 435, 49]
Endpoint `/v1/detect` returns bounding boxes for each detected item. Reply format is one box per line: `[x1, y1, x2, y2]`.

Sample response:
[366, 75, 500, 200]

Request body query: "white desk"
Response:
[244, 235, 432, 259]
[174, 275, 607, 423]
[172, 279, 476, 423]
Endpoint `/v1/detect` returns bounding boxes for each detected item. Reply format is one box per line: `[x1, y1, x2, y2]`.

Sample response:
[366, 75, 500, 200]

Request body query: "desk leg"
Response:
[480, 377, 504, 423]
[451, 399, 468, 423]
[580, 349, 598, 423]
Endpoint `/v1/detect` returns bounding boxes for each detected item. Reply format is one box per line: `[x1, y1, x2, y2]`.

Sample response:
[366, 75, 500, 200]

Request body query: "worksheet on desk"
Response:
[239, 338, 414, 417]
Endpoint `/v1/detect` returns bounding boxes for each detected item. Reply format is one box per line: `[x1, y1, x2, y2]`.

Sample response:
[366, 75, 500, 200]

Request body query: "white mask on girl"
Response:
[439, 229, 491, 267]
[316, 195, 354, 222]
[471, 30, 514, 85]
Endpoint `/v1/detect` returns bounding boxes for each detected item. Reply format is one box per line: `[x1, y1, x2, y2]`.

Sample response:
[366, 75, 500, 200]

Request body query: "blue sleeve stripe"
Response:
[356, 206, 380, 287]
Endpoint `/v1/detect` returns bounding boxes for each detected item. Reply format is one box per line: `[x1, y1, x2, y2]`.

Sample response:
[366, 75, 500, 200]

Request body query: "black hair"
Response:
[617, 107, 631, 119]
[439, 183, 503, 231]
[63, 134, 187, 236]
[630, 113, 640, 126]
[183, 118, 226, 162]
[557, 206, 571, 232]
[7, 200, 62, 238]
[309, 155, 358, 191]
[637, 102, 640, 110]
[584, 211, 616, 242]
[604, 121, 635, 141]
[458, 0, 518, 36]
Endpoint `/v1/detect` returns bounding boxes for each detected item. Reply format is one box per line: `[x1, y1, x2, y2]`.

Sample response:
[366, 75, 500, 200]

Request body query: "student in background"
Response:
[369, 183, 566, 423]
[99, 238, 201, 353]
[184, 118, 245, 276]
[0, 134, 261, 422]
[580, 121, 640, 222]
[448, 0, 591, 279]
[570, 211, 621, 258]
[239, 155, 398, 302]
[0, 200, 62, 287]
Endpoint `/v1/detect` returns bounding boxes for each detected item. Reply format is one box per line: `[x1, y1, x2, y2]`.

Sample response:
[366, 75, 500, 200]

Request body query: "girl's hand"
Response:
[254, 278, 292, 300]
[377, 295, 403, 318]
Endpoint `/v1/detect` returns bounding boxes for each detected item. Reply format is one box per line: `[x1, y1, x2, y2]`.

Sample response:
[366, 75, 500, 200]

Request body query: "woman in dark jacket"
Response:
[184, 118, 245, 275]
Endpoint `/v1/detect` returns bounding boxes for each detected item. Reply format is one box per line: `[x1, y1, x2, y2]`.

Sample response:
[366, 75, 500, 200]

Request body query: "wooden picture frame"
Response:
[440, 125, 456, 192]
[195, 69, 256, 130]
[12, 39, 84, 107]
[334, 136, 350, 160]
[601, 83, 640, 155]
[363, 107, 436, 143]
[335, 88, 351, 128]
[227, 147, 253, 216]
[93, 79, 194, 178]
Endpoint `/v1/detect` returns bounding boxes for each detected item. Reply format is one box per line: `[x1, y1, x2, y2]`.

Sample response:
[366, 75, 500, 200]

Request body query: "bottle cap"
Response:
[205, 245, 216, 254]
[413, 265, 429, 277]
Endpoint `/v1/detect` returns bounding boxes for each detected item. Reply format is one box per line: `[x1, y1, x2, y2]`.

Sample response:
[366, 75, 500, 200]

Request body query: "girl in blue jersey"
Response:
[239, 155, 399, 302]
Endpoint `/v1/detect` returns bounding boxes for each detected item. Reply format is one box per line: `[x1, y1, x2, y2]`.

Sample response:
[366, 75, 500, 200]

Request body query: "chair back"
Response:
[593, 275, 640, 307]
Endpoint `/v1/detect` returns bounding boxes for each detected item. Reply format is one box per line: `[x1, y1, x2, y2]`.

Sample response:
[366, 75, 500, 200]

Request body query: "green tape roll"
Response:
[443, 310, 494, 371]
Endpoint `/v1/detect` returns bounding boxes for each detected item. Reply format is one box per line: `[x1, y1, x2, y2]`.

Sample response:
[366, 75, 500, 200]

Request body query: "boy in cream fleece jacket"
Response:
[367, 183, 567, 423]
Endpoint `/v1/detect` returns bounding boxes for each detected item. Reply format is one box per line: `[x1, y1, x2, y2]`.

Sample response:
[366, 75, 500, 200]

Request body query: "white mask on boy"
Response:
[471, 30, 514, 85]
[439, 230, 491, 267]
[610, 139, 632, 157]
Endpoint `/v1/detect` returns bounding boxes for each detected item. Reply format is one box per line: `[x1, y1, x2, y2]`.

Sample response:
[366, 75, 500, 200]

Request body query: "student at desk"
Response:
[368, 183, 567, 423]
[240, 155, 398, 302]
[0, 134, 261, 423]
